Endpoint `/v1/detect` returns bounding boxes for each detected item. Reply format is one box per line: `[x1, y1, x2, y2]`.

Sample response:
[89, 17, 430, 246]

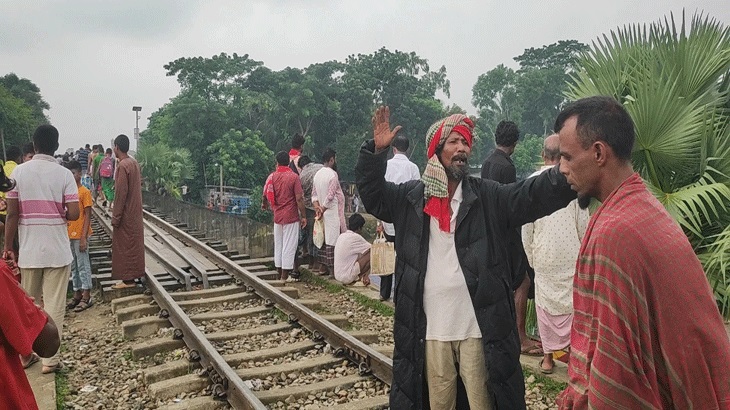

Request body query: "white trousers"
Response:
[21, 265, 71, 367]
[274, 222, 299, 270]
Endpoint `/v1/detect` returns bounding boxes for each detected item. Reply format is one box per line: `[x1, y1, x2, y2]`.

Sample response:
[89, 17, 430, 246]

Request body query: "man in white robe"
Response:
[312, 147, 346, 276]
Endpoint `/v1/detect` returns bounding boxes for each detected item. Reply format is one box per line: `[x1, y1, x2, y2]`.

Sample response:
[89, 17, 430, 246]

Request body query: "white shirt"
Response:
[8, 154, 78, 268]
[522, 166, 589, 315]
[423, 182, 482, 341]
[312, 167, 344, 246]
[334, 230, 371, 284]
[383, 153, 421, 236]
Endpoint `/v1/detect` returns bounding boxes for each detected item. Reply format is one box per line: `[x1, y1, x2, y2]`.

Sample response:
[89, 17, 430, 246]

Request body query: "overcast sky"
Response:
[1, 1, 728, 152]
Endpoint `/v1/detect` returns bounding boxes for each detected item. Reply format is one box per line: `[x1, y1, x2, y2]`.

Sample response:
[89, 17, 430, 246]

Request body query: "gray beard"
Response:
[445, 163, 469, 181]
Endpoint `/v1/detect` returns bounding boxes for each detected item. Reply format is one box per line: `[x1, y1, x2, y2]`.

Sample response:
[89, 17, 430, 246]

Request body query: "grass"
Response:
[272, 307, 289, 323]
[299, 268, 394, 317]
[55, 367, 70, 410]
[522, 366, 567, 398]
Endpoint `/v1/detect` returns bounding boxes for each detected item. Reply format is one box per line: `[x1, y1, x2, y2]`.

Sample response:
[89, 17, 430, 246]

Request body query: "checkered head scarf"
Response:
[421, 114, 474, 232]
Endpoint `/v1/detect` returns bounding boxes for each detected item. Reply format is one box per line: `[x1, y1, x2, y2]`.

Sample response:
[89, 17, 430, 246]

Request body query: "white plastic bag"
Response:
[370, 233, 396, 276]
[313, 218, 325, 249]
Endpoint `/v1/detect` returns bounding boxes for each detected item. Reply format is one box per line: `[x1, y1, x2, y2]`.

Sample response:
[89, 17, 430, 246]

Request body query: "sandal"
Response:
[42, 362, 64, 374]
[74, 299, 93, 312]
[22, 353, 40, 369]
[520, 344, 544, 356]
[539, 358, 554, 374]
[111, 282, 136, 289]
[66, 298, 82, 310]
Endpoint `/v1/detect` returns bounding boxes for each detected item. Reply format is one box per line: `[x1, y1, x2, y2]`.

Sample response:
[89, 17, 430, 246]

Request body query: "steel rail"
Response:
[144, 240, 193, 291]
[92, 206, 267, 409]
[144, 219, 209, 288]
[95, 208, 192, 290]
[143, 209, 394, 385]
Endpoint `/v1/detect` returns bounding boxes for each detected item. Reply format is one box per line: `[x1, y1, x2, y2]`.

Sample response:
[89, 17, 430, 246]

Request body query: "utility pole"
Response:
[132, 106, 142, 141]
[0, 128, 6, 163]
[219, 164, 224, 199]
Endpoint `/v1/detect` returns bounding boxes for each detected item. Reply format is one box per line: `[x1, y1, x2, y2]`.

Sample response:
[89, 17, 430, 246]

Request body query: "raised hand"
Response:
[372, 106, 402, 151]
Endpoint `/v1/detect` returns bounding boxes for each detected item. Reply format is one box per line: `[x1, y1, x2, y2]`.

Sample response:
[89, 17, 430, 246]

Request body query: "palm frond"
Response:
[698, 223, 730, 318]
[573, 12, 730, 318]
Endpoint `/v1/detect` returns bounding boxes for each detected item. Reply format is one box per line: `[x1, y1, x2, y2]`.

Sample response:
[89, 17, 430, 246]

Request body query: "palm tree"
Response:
[137, 142, 196, 199]
[568, 12, 730, 318]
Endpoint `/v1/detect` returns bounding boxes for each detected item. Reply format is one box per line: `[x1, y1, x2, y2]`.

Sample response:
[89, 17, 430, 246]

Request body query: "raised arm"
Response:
[356, 107, 411, 222]
[496, 165, 576, 230]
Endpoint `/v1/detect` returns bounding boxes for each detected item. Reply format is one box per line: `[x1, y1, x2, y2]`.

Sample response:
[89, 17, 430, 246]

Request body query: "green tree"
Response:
[472, 40, 589, 163]
[514, 40, 589, 71]
[0, 85, 35, 149]
[136, 142, 196, 199]
[246, 186, 272, 224]
[569, 12, 730, 317]
[341, 47, 450, 170]
[511, 134, 544, 179]
[206, 129, 273, 190]
[0, 73, 50, 125]
[146, 47, 449, 195]
[164, 53, 263, 101]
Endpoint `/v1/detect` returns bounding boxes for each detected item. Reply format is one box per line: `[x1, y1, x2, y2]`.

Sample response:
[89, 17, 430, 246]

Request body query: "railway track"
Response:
[89, 205, 393, 409]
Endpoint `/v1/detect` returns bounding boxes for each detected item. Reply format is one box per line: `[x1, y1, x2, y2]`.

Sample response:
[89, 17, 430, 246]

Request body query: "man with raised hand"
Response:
[356, 106, 575, 409]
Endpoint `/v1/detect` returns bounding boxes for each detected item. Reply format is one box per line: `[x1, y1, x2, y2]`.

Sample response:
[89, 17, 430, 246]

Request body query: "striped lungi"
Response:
[319, 244, 335, 270]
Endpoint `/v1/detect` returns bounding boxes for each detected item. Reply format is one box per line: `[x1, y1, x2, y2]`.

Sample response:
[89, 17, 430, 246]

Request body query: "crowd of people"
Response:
[3, 96, 730, 409]
[260, 100, 730, 409]
[357, 100, 730, 409]
[261, 133, 414, 296]
[0, 127, 145, 409]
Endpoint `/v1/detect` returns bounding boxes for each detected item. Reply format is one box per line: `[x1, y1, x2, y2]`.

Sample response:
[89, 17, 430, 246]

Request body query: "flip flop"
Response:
[41, 362, 64, 374]
[111, 282, 136, 289]
[22, 353, 40, 369]
[521, 344, 544, 356]
[539, 358, 554, 374]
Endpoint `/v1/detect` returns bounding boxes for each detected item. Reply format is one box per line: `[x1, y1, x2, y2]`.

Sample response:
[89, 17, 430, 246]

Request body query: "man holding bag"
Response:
[376, 134, 420, 302]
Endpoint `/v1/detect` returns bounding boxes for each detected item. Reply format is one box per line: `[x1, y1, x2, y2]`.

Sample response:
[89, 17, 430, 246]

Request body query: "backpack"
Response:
[99, 157, 114, 178]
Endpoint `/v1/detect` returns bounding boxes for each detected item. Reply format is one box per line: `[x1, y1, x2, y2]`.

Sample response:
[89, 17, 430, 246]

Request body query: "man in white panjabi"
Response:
[377, 134, 421, 301]
[522, 134, 588, 374]
[311, 147, 346, 276]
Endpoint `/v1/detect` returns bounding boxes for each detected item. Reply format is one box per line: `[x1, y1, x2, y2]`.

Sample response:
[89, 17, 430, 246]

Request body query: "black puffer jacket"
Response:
[356, 140, 575, 409]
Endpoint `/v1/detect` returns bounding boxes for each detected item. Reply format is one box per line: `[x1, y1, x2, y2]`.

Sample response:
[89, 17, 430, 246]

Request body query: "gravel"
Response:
[212, 327, 310, 354]
[61, 296, 169, 409]
[265, 374, 389, 409]
[236, 346, 322, 370]
[290, 282, 395, 345]
[184, 299, 262, 315]
[58, 270, 560, 409]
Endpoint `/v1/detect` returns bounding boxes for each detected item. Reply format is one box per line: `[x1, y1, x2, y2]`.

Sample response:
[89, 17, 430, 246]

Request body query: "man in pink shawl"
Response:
[555, 96, 730, 409]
